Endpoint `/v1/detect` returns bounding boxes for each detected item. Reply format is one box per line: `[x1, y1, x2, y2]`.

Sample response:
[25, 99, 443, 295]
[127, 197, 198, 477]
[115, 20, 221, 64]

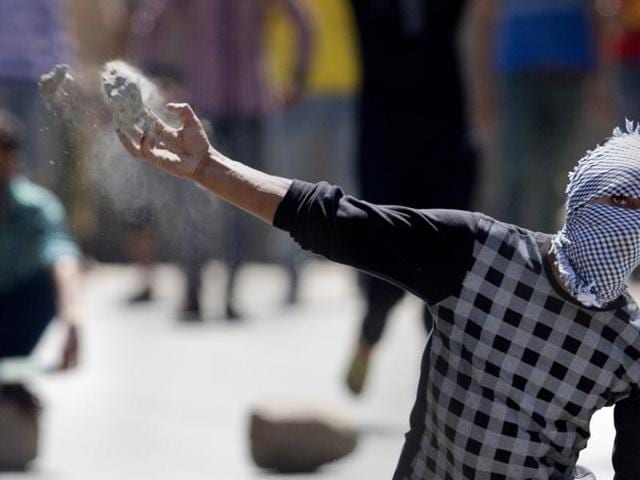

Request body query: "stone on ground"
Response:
[249, 400, 357, 472]
[0, 392, 39, 470]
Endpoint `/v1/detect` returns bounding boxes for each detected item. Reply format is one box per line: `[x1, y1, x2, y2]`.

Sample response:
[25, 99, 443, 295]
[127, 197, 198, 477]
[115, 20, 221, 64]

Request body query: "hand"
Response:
[59, 323, 80, 371]
[118, 103, 213, 181]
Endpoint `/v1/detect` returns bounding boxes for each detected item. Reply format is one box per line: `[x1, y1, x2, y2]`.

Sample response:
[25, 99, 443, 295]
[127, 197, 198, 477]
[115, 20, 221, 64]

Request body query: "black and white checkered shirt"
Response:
[274, 181, 640, 480]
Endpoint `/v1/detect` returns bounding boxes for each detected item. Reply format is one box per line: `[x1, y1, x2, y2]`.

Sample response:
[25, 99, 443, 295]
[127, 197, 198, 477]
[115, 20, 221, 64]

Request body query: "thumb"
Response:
[166, 103, 200, 125]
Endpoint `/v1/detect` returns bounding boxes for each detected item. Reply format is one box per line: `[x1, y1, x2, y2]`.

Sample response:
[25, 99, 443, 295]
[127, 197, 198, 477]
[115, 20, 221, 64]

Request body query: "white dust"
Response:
[38, 61, 221, 246]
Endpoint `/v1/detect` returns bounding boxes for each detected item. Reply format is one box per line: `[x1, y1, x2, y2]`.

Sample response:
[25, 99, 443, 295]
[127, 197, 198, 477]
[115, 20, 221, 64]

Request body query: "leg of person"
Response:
[206, 118, 246, 319]
[0, 269, 57, 359]
[219, 117, 265, 320]
[265, 103, 314, 305]
[172, 179, 210, 320]
[346, 274, 405, 395]
[0, 271, 50, 471]
[222, 207, 244, 320]
[282, 248, 305, 305]
[182, 246, 203, 319]
[496, 74, 540, 228]
[312, 95, 358, 196]
[524, 75, 586, 233]
[274, 95, 358, 303]
[125, 209, 156, 304]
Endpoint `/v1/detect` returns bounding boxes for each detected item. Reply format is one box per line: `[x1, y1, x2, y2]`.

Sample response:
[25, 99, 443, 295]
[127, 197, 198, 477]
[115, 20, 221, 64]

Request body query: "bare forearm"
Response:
[194, 148, 293, 225]
[52, 256, 82, 326]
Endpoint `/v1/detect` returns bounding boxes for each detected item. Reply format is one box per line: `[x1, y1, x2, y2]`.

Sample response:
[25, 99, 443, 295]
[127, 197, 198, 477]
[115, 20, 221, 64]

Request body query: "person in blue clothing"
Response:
[0, 109, 83, 469]
[0, 109, 82, 370]
[471, 0, 602, 234]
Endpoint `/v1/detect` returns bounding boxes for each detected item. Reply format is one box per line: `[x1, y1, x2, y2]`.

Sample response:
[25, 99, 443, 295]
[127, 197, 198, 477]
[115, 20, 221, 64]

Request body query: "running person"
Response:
[345, 0, 477, 396]
[117, 104, 640, 479]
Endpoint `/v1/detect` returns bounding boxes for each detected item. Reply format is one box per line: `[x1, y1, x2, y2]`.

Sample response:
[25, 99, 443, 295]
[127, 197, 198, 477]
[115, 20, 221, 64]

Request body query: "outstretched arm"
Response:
[118, 103, 292, 224]
[117, 103, 477, 303]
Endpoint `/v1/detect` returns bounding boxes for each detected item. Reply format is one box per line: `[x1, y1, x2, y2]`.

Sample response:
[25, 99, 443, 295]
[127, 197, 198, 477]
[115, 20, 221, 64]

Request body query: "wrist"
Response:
[192, 147, 215, 184]
[193, 147, 230, 190]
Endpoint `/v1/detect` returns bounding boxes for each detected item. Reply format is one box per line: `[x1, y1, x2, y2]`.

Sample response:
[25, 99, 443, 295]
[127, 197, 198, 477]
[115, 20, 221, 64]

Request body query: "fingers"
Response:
[167, 102, 199, 125]
[119, 128, 174, 166]
[140, 131, 181, 165]
[153, 118, 180, 148]
[117, 129, 142, 158]
[140, 130, 158, 160]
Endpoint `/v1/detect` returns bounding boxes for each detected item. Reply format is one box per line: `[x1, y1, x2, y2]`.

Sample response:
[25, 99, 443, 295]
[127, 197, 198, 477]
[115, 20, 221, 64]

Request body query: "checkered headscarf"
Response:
[552, 121, 640, 307]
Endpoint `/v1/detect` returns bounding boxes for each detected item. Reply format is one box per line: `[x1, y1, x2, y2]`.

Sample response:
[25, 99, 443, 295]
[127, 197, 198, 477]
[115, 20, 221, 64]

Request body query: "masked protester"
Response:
[119, 104, 640, 480]
[553, 122, 640, 308]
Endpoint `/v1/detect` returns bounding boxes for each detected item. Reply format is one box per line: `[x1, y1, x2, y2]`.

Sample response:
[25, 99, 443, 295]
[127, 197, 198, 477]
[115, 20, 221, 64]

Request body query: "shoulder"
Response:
[398, 208, 482, 247]
[471, 214, 552, 270]
[10, 178, 66, 224]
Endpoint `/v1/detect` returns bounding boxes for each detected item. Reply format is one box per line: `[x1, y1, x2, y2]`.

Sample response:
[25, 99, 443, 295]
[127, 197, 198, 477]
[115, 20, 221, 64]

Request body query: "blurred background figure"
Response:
[265, 0, 360, 304]
[65, 0, 131, 250]
[608, 0, 640, 123]
[471, 0, 603, 234]
[345, 0, 478, 395]
[0, 0, 75, 196]
[132, 0, 312, 320]
[0, 109, 82, 432]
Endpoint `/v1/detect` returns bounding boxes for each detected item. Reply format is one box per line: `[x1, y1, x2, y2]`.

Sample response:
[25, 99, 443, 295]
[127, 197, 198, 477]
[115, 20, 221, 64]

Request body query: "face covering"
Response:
[552, 121, 640, 308]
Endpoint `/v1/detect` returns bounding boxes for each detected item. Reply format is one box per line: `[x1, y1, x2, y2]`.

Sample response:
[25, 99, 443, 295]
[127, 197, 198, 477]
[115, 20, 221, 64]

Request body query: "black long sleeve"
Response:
[273, 181, 479, 304]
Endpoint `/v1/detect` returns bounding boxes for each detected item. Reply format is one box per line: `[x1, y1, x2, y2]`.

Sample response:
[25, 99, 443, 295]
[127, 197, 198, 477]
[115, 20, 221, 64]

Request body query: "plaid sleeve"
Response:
[274, 180, 479, 303]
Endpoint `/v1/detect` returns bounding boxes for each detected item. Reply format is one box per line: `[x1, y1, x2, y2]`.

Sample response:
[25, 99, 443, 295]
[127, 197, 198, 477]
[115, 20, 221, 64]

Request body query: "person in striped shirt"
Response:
[0, 0, 74, 184]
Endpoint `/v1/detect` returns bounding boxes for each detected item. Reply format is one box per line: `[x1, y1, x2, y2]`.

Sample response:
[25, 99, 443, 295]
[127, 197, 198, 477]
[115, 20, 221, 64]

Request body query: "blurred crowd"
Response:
[2, 0, 640, 445]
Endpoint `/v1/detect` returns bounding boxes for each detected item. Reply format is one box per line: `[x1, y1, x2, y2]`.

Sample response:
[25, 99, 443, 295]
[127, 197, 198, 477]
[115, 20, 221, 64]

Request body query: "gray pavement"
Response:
[1, 262, 620, 479]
